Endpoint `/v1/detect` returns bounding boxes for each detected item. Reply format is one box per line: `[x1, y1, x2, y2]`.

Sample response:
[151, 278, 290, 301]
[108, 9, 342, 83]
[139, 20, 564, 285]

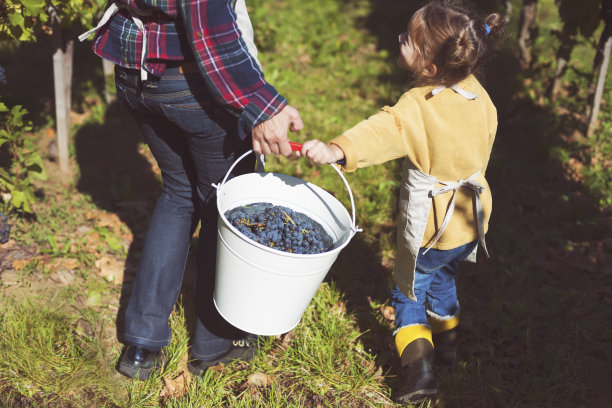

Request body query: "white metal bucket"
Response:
[213, 150, 360, 335]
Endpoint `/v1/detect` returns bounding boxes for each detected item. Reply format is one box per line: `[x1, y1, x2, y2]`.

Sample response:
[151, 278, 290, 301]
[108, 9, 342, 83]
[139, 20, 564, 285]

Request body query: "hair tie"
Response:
[484, 23, 491, 35]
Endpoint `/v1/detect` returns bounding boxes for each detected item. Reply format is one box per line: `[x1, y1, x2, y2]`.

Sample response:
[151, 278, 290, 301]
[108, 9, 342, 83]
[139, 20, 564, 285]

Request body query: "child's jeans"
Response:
[391, 240, 478, 330]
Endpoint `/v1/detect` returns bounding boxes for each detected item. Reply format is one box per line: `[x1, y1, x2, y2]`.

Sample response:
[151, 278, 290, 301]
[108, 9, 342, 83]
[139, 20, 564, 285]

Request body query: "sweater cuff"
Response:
[329, 134, 358, 172]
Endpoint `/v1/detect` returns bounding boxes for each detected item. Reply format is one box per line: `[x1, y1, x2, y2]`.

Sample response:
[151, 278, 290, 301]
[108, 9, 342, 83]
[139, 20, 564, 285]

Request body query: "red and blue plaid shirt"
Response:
[91, 0, 287, 136]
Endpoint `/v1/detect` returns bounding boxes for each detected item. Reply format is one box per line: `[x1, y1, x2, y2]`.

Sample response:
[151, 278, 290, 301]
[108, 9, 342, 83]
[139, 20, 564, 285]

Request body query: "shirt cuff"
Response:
[237, 87, 288, 140]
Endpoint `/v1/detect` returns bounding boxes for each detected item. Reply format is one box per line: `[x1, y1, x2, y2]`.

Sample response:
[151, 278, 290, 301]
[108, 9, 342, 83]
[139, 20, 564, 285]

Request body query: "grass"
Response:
[0, 296, 123, 407]
[1, 0, 611, 406]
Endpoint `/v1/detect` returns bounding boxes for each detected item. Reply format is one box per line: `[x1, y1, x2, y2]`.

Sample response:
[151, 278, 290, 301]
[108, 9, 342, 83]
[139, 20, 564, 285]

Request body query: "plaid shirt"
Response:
[92, 0, 287, 135]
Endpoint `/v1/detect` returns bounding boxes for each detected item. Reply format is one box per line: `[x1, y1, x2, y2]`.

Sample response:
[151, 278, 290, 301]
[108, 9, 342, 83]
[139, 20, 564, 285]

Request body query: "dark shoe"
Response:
[433, 327, 458, 365]
[187, 336, 258, 376]
[117, 344, 165, 380]
[393, 358, 438, 405]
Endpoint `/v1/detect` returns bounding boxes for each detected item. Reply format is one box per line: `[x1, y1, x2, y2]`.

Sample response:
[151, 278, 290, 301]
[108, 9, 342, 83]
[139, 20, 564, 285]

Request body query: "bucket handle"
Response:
[215, 149, 361, 234]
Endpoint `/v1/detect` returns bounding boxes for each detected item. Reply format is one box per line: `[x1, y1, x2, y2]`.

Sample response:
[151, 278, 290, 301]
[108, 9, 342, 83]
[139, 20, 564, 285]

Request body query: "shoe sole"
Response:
[118, 354, 165, 381]
[118, 361, 155, 380]
[187, 339, 258, 376]
[394, 388, 438, 405]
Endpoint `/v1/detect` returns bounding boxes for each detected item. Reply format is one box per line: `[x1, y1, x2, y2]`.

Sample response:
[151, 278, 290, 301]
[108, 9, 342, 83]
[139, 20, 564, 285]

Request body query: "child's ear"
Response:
[423, 63, 437, 78]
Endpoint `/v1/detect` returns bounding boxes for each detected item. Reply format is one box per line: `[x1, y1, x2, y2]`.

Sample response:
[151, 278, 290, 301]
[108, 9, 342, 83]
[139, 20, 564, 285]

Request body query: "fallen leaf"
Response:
[281, 330, 295, 345]
[95, 256, 124, 284]
[380, 305, 395, 321]
[95, 212, 123, 234]
[12, 259, 33, 271]
[247, 372, 271, 387]
[63, 258, 80, 270]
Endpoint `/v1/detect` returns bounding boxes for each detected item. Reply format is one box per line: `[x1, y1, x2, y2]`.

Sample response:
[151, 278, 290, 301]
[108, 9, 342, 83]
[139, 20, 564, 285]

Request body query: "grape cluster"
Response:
[0, 65, 6, 85]
[225, 202, 332, 254]
[0, 213, 10, 244]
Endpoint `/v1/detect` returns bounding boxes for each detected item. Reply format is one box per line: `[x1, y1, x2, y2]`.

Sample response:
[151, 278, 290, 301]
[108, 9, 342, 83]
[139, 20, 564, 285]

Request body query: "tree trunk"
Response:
[550, 34, 576, 101]
[517, 0, 538, 70]
[586, 23, 612, 118]
[102, 59, 115, 104]
[52, 26, 73, 175]
[503, 0, 512, 23]
[587, 28, 612, 137]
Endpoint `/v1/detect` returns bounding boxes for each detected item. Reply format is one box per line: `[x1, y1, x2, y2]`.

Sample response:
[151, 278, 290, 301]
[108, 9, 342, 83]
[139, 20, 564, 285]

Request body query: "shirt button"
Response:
[197, 32, 203, 38]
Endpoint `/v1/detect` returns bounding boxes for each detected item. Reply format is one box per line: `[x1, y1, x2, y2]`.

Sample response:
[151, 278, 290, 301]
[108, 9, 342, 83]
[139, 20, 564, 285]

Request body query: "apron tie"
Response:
[432, 85, 479, 100]
[79, 2, 150, 81]
[423, 171, 489, 257]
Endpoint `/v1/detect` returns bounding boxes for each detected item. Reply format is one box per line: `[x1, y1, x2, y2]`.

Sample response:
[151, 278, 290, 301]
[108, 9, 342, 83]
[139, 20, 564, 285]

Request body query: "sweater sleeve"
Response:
[329, 105, 411, 172]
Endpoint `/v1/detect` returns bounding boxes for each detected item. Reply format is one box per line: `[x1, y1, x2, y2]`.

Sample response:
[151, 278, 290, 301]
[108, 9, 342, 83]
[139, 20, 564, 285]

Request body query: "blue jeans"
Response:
[115, 64, 254, 361]
[391, 240, 478, 330]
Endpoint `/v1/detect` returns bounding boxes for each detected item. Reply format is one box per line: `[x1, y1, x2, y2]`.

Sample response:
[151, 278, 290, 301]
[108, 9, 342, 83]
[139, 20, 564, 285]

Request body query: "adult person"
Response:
[79, 0, 303, 380]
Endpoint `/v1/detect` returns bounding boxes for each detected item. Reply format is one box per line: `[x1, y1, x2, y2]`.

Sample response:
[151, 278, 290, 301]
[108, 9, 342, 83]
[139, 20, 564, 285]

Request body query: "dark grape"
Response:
[225, 203, 333, 254]
[0, 65, 6, 85]
[0, 213, 10, 244]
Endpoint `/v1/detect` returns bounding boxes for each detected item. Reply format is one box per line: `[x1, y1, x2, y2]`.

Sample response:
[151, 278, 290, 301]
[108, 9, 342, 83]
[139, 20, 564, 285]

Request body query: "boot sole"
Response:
[394, 388, 438, 404]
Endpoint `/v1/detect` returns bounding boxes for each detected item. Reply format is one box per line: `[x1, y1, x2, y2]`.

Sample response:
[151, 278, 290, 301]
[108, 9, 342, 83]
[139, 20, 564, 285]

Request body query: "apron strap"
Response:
[423, 170, 489, 257]
[431, 85, 479, 100]
[79, 2, 149, 81]
[78, 3, 120, 42]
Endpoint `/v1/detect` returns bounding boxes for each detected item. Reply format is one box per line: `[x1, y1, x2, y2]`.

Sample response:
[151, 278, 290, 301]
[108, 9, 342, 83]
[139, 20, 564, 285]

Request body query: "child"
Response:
[300, 3, 502, 404]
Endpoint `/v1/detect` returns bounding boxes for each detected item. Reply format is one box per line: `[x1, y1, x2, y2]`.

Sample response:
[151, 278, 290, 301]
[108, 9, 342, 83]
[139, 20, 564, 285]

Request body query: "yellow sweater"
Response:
[330, 75, 498, 249]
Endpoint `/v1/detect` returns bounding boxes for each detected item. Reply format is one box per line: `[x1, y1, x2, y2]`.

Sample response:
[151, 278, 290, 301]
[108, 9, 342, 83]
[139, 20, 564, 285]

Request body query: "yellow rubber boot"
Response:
[428, 312, 460, 365]
[393, 325, 437, 405]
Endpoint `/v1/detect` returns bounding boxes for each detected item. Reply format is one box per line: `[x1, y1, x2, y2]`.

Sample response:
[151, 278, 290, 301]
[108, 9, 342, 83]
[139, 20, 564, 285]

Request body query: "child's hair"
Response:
[407, 2, 503, 87]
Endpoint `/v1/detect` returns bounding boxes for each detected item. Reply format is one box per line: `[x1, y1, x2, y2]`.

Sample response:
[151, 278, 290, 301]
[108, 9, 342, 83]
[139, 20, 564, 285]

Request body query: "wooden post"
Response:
[52, 31, 70, 174]
[102, 59, 115, 103]
[587, 33, 612, 137]
[517, 0, 538, 70]
[50, 6, 73, 175]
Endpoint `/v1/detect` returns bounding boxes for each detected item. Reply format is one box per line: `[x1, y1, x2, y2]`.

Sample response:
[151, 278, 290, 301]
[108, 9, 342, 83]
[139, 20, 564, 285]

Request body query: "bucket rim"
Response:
[215, 150, 361, 234]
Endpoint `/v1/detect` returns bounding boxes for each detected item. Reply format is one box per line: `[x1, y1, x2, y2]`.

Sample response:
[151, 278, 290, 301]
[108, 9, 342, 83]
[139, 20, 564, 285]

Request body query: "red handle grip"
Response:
[289, 141, 303, 152]
[288, 141, 345, 165]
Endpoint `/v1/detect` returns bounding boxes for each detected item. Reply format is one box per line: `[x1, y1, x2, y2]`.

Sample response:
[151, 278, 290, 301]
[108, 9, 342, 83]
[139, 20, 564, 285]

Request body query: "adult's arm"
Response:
[179, 0, 301, 154]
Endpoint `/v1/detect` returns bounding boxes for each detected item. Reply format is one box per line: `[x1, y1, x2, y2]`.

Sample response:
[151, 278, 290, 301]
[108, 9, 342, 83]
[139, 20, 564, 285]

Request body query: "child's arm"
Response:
[299, 140, 345, 165]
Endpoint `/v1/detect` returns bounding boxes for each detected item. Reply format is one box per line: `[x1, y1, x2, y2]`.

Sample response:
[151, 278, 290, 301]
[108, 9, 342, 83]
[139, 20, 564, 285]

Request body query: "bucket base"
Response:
[213, 298, 301, 336]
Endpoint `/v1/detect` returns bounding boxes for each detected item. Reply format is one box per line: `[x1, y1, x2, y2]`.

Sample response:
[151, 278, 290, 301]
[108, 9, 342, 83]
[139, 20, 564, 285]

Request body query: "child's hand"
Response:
[299, 140, 345, 165]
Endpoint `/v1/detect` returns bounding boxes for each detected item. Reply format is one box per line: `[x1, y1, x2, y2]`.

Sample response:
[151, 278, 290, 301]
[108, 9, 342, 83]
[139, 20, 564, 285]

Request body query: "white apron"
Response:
[393, 86, 490, 301]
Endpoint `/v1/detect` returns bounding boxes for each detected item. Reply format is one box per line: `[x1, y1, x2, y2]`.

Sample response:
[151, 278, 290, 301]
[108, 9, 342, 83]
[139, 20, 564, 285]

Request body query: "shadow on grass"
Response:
[73, 100, 162, 343]
[325, 0, 612, 406]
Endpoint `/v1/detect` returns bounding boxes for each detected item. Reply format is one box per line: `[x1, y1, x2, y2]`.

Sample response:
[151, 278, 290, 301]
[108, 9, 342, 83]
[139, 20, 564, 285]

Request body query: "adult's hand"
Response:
[251, 104, 304, 156]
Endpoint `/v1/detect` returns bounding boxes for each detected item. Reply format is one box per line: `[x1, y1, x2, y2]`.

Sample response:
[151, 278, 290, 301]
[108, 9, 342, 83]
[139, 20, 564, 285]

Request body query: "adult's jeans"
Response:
[391, 240, 478, 330]
[115, 64, 254, 361]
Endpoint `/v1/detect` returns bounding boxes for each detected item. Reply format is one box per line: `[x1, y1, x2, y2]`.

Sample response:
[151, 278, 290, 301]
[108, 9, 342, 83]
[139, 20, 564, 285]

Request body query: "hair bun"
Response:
[484, 13, 504, 36]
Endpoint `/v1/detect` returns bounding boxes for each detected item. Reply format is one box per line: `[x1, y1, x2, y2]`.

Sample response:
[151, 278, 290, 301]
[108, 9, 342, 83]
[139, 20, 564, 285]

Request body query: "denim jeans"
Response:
[115, 64, 254, 360]
[391, 240, 478, 330]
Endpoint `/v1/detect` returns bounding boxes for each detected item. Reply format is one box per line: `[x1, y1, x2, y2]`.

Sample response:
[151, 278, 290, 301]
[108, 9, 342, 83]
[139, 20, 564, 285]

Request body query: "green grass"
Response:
[0, 297, 123, 407]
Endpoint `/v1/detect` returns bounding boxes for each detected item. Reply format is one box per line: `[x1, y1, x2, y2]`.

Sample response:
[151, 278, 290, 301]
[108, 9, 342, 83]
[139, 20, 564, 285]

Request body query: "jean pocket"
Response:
[160, 102, 224, 137]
